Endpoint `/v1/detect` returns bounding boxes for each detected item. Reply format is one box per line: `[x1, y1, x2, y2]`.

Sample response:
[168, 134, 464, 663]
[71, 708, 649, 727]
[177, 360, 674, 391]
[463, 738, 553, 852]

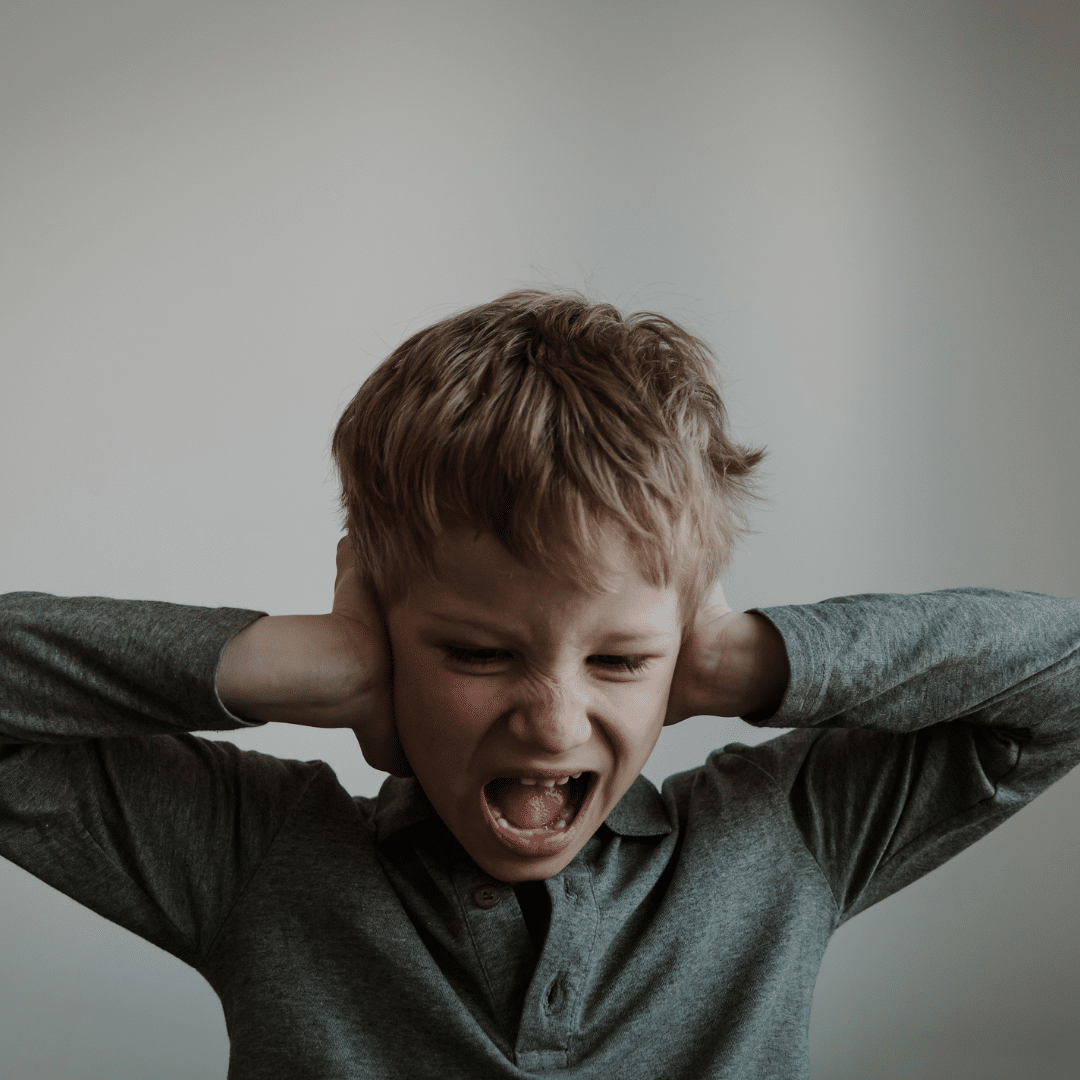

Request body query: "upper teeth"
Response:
[516, 774, 581, 787]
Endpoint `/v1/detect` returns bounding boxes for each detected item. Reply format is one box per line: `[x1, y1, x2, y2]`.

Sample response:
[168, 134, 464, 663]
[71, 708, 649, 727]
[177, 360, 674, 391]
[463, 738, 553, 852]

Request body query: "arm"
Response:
[669, 586, 1080, 919]
[0, 539, 403, 959]
[0, 589, 313, 959]
[0, 591, 264, 745]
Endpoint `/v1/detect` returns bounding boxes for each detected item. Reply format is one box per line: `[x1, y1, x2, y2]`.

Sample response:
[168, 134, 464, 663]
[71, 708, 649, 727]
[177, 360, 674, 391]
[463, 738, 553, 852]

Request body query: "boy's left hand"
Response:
[665, 581, 790, 724]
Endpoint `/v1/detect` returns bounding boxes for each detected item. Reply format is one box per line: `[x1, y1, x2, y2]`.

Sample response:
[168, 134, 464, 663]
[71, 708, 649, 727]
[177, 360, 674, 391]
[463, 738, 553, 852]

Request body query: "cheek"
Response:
[626, 678, 670, 719]
[394, 664, 505, 759]
[439, 673, 509, 725]
[614, 663, 676, 719]
[388, 648, 445, 758]
[603, 670, 676, 759]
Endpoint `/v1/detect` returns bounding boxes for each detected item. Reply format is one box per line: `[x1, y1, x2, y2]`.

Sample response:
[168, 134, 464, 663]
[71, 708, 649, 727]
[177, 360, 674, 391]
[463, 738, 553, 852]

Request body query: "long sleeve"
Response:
[736, 588, 1080, 921]
[0, 592, 324, 964]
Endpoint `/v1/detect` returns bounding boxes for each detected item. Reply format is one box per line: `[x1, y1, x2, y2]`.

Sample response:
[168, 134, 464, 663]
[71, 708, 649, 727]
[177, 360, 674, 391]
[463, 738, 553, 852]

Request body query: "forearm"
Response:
[0, 591, 263, 743]
[216, 613, 382, 726]
[757, 588, 1080, 744]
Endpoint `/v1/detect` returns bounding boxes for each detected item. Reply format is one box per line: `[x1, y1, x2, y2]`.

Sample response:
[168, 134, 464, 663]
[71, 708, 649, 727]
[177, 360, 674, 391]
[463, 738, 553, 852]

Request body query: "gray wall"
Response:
[1, 2, 1077, 1077]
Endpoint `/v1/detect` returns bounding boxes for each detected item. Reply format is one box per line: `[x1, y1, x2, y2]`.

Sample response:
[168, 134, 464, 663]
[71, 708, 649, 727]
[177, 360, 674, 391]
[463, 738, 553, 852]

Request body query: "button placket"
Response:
[514, 864, 599, 1070]
[452, 866, 536, 1044]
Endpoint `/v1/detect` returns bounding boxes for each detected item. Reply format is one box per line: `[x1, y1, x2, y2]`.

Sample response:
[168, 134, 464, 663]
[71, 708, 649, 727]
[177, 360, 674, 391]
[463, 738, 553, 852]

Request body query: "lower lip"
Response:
[480, 775, 598, 857]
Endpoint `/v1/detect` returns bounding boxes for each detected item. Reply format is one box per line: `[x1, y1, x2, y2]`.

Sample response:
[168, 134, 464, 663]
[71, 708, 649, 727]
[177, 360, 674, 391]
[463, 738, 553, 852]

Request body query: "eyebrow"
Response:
[595, 631, 679, 646]
[424, 613, 677, 646]
[425, 612, 518, 634]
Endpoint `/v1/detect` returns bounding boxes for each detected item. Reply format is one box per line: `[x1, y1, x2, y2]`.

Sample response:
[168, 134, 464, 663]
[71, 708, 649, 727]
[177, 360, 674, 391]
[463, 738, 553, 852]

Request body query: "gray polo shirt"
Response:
[2, 588, 1079, 1078]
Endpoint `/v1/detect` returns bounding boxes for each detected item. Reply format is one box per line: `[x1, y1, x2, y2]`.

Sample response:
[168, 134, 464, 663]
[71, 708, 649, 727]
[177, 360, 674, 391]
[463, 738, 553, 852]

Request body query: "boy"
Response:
[2, 290, 1078, 1078]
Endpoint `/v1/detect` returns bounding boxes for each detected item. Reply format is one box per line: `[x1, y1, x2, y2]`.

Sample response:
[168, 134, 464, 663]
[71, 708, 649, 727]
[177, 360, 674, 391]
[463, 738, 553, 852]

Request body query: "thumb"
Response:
[333, 536, 413, 777]
[346, 632, 412, 778]
[665, 578, 735, 726]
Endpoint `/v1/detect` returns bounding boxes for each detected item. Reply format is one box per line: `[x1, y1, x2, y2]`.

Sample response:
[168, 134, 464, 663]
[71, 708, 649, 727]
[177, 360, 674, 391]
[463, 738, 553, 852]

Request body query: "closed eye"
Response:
[589, 654, 649, 673]
[443, 647, 651, 674]
[443, 645, 513, 666]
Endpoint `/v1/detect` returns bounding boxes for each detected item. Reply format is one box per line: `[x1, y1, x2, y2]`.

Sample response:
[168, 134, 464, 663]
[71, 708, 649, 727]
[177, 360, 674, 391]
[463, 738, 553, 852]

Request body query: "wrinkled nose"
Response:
[508, 679, 592, 754]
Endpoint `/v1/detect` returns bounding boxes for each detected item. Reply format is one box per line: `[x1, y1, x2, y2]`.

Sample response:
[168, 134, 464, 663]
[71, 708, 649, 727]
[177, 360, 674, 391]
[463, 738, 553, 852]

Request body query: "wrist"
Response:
[673, 611, 789, 721]
[216, 614, 378, 726]
[730, 612, 790, 720]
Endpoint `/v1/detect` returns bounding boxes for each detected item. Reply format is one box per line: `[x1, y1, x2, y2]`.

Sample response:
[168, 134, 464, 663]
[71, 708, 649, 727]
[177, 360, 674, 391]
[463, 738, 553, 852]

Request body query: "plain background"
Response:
[1, 2, 1077, 1077]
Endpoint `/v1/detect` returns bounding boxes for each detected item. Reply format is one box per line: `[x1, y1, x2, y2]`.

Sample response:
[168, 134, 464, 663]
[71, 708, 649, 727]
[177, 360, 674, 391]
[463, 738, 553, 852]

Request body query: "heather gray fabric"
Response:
[2, 589, 1078, 1079]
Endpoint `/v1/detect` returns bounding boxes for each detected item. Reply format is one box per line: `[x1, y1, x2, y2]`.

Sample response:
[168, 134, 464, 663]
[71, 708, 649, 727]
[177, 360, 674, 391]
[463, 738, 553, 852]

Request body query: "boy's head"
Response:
[332, 289, 762, 616]
[332, 290, 763, 878]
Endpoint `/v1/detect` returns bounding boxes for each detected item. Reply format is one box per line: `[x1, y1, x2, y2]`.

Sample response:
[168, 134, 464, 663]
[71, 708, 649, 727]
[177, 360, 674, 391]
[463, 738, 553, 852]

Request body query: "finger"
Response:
[334, 535, 355, 595]
[333, 539, 384, 630]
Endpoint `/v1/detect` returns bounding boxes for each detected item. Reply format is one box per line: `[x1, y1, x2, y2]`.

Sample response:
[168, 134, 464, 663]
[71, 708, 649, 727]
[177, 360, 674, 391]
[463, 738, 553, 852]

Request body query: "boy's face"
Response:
[385, 529, 682, 881]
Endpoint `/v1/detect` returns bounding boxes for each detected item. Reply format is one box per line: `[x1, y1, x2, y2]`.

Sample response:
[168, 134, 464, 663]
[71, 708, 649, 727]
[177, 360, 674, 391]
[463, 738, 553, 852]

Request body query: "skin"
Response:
[384, 530, 684, 881]
[217, 531, 789, 881]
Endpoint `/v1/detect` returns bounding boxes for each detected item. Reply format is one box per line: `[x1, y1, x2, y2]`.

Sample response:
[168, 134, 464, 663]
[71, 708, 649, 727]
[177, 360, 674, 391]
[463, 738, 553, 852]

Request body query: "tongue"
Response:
[492, 780, 567, 829]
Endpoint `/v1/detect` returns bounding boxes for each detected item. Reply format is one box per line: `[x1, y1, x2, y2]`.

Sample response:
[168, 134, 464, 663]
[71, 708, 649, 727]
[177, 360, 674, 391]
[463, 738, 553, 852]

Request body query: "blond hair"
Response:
[332, 290, 764, 611]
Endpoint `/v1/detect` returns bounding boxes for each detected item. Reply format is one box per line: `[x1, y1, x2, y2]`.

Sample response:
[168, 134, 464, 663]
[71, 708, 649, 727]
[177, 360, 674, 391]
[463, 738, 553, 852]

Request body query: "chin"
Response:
[467, 832, 593, 882]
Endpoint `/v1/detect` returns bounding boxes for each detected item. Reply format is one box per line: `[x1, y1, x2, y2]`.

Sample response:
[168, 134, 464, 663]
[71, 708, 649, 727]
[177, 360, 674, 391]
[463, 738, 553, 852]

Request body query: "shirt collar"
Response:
[602, 774, 673, 837]
[373, 775, 438, 845]
[373, 772, 672, 846]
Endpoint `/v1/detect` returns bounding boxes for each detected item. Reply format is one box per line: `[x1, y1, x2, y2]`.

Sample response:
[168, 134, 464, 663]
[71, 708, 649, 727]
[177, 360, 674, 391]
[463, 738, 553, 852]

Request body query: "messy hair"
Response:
[332, 290, 764, 611]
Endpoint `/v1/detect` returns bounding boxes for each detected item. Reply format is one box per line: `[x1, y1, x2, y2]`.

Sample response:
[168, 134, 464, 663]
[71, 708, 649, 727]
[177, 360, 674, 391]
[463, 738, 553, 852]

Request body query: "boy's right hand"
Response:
[331, 537, 411, 776]
[216, 538, 410, 777]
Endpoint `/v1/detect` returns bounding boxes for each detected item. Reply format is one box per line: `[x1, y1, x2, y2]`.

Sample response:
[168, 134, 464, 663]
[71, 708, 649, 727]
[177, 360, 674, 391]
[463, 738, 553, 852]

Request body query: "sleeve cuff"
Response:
[744, 605, 833, 726]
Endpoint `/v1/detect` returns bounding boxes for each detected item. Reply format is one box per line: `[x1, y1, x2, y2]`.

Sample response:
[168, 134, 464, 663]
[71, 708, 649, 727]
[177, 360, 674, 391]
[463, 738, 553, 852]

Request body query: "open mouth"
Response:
[481, 772, 596, 852]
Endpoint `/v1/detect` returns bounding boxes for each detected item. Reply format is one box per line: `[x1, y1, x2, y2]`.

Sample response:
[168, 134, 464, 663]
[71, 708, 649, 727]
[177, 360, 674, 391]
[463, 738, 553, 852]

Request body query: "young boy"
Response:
[2, 290, 1078, 1078]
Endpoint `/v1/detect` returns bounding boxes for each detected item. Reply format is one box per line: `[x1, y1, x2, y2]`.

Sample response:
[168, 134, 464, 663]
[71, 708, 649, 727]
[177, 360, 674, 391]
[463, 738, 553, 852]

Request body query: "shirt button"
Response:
[473, 884, 501, 909]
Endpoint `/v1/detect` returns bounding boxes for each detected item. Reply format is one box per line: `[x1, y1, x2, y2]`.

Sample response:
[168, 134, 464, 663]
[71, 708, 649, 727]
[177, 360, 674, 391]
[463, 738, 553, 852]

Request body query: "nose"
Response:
[507, 677, 592, 755]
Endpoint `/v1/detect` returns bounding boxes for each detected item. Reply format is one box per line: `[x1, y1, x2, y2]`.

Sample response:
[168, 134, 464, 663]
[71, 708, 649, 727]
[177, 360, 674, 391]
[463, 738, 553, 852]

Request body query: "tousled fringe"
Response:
[333, 290, 765, 613]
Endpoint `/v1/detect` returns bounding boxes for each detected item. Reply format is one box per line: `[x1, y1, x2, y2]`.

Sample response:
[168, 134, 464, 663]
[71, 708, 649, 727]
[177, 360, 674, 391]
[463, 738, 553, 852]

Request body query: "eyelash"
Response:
[444, 647, 510, 666]
[443, 647, 649, 674]
[593, 655, 649, 673]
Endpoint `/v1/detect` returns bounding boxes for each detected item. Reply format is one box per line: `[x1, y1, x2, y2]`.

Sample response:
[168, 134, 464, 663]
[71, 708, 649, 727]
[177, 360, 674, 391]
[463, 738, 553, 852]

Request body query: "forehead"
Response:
[398, 529, 682, 643]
